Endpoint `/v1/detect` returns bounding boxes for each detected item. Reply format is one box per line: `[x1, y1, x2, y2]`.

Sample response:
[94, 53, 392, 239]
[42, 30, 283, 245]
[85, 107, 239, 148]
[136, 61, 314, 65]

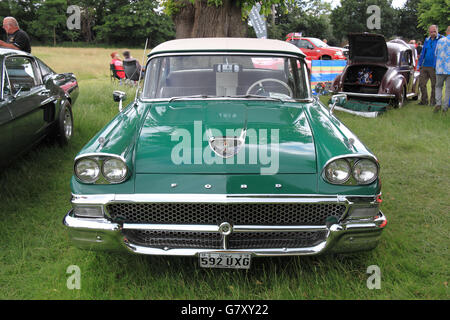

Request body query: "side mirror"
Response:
[43, 74, 55, 84]
[330, 94, 347, 115]
[308, 45, 314, 50]
[113, 90, 127, 112]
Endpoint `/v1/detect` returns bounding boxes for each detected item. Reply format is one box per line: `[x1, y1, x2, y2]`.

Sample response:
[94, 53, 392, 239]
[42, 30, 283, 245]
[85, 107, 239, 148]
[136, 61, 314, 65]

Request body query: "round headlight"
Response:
[353, 159, 378, 184]
[325, 159, 351, 184]
[102, 158, 128, 183]
[75, 158, 100, 183]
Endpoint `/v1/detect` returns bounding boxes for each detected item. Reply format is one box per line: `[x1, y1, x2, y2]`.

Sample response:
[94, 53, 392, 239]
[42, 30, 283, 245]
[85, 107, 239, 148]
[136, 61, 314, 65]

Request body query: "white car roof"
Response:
[149, 37, 306, 58]
[0, 48, 31, 56]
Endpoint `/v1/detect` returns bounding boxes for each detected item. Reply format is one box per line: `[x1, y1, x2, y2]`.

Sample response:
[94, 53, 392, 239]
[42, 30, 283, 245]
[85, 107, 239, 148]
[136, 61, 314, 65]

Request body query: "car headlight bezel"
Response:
[74, 154, 130, 184]
[323, 156, 379, 185]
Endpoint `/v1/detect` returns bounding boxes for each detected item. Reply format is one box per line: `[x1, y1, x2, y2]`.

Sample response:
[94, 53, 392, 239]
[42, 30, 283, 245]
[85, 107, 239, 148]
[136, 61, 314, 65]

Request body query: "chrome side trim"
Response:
[74, 153, 127, 163]
[71, 193, 356, 204]
[337, 92, 395, 99]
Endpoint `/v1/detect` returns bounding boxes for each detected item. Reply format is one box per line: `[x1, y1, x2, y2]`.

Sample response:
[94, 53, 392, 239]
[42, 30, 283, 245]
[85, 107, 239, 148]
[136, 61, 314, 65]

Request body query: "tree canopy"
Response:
[0, 0, 446, 47]
[418, 0, 450, 34]
[1, 0, 175, 47]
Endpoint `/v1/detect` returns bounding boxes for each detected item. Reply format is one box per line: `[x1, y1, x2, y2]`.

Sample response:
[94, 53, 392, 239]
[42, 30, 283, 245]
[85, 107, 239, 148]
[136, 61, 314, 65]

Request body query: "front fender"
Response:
[381, 70, 405, 99]
[75, 101, 148, 173]
[390, 75, 406, 100]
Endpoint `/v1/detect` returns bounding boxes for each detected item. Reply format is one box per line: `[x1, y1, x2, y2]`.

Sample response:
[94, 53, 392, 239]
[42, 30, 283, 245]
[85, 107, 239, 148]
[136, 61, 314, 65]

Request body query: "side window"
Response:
[5, 56, 39, 93]
[2, 69, 12, 96]
[297, 40, 311, 49]
[289, 58, 308, 99]
[401, 51, 412, 66]
[36, 58, 55, 78]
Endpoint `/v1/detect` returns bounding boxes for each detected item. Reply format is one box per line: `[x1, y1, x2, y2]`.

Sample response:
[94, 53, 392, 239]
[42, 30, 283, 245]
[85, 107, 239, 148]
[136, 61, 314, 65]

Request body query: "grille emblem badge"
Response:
[219, 222, 232, 236]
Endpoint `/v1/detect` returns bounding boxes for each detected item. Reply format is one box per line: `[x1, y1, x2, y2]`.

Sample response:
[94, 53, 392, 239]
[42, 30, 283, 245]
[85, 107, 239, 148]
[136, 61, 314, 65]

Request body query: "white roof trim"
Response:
[150, 38, 305, 57]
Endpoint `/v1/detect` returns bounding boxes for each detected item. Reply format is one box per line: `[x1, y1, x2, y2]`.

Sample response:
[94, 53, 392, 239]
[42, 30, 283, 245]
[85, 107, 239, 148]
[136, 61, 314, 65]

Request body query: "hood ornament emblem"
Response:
[208, 129, 246, 158]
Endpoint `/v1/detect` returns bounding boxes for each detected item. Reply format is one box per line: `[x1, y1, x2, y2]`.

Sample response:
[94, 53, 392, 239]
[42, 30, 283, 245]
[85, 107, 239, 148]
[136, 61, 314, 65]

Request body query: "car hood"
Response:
[135, 101, 317, 174]
[348, 33, 388, 63]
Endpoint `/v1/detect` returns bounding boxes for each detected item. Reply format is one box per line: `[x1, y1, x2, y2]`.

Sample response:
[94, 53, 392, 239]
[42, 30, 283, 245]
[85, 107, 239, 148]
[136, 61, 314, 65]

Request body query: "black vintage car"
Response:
[0, 48, 79, 167]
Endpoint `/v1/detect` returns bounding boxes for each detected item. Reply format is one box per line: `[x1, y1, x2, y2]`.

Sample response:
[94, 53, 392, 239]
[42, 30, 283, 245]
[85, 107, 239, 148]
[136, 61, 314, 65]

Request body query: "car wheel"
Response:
[394, 87, 406, 108]
[320, 56, 331, 60]
[56, 102, 73, 146]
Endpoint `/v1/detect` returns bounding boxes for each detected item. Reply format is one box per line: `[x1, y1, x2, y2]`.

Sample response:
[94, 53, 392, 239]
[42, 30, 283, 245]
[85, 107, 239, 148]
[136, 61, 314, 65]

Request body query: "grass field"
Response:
[0, 47, 448, 300]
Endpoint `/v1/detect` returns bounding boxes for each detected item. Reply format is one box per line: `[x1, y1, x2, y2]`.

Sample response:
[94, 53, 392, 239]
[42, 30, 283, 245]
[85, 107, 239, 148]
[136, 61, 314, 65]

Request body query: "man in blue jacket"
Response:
[417, 25, 443, 106]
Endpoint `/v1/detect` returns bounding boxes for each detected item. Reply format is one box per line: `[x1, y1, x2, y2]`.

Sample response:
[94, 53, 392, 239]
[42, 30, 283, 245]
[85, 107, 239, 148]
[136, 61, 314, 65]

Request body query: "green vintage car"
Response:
[64, 38, 386, 269]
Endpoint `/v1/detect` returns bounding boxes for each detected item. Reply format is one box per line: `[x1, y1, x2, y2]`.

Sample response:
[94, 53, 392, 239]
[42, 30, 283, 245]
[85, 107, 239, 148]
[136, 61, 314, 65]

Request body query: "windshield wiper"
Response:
[169, 95, 218, 102]
[227, 94, 286, 103]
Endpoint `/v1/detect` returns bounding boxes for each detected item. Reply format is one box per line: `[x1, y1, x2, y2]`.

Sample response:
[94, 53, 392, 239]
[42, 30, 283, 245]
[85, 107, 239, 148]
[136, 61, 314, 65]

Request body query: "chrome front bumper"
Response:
[63, 194, 387, 256]
[337, 92, 395, 99]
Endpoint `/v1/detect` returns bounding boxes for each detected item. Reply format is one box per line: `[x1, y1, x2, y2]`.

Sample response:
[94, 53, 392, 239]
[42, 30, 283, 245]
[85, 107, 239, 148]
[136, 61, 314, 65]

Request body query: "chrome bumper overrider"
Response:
[63, 194, 387, 256]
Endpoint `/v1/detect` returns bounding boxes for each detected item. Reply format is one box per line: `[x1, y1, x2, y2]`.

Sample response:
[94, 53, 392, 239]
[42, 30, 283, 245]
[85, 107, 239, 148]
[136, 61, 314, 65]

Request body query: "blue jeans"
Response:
[435, 74, 449, 110]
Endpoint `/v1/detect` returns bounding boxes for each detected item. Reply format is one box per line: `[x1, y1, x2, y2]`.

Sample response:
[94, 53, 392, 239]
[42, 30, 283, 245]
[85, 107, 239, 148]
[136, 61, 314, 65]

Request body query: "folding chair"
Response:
[123, 60, 141, 85]
[110, 64, 121, 83]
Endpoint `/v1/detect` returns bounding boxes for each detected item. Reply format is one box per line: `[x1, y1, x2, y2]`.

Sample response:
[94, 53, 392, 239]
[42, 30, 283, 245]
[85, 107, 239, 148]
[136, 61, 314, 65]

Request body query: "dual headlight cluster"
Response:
[324, 157, 378, 185]
[74, 156, 129, 184]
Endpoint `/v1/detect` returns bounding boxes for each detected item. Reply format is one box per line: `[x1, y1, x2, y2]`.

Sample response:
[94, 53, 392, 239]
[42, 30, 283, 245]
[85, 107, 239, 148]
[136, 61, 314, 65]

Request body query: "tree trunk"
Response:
[173, 0, 247, 38]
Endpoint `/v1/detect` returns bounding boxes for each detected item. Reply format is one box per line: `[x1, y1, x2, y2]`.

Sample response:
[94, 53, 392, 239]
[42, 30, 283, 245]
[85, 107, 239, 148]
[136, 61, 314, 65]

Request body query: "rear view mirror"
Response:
[113, 90, 127, 112]
[330, 94, 347, 115]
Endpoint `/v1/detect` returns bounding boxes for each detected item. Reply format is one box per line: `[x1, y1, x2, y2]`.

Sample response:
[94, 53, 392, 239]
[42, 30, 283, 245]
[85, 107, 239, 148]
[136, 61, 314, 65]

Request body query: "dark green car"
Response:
[0, 48, 78, 167]
[64, 38, 386, 269]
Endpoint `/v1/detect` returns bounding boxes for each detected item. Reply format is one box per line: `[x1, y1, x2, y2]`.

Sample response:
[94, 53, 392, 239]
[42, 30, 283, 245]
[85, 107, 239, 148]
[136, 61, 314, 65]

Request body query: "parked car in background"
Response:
[0, 48, 79, 167]
[286, 33, 347, 61]
[252, 55, 312, 78]
[64, 38, 386, 269]
[331, 33, 419, 108]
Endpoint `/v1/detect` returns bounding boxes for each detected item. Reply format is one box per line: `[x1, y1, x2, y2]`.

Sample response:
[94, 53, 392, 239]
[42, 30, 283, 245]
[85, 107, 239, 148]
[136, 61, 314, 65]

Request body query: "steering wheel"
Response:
[246, 78, 293, 97]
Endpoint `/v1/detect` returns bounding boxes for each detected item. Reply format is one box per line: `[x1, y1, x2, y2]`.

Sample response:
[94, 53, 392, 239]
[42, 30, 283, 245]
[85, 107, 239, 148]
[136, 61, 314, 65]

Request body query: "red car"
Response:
[286, 33, 347, 61]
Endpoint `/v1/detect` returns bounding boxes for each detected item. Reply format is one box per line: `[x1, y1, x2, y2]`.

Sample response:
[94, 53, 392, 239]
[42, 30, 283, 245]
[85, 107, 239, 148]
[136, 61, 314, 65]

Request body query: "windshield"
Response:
[308, 38, 328, 48]
[142, 54, 310, 100]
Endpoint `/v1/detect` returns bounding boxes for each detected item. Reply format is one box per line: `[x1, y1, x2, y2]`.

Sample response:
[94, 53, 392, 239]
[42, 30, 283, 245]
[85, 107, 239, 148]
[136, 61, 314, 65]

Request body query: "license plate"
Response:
[199, 252, 251, 269]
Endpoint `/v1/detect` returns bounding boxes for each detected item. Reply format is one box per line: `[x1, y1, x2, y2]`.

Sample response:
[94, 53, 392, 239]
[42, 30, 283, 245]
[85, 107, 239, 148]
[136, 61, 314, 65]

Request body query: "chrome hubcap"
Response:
[64, 109, 73, 139]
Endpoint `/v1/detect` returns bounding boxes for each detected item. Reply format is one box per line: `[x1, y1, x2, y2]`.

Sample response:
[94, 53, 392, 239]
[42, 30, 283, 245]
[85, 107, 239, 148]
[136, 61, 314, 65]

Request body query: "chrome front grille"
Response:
[228, 231, 327, 249]
[123, 230, 222, 249]
[112, 202, 343, 250]
[123, 229, 328, 249]
[107, 203, 346, 225]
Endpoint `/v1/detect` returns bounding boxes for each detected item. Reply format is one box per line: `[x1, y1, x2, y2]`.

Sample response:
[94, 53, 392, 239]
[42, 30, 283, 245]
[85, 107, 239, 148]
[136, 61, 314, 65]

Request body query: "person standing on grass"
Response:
[417, 25, 443, 106]
[0, 17, 31, 53]
[433, 26, 450, 114]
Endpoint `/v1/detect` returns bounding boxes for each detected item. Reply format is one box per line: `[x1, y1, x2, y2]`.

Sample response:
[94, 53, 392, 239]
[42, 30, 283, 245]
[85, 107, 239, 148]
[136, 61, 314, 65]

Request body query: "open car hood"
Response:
[348, 33, 388, 63]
